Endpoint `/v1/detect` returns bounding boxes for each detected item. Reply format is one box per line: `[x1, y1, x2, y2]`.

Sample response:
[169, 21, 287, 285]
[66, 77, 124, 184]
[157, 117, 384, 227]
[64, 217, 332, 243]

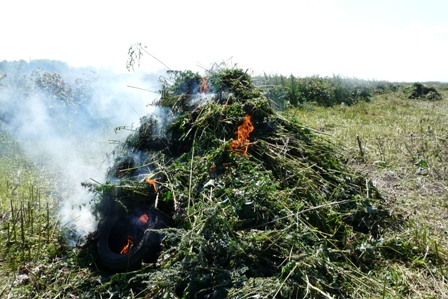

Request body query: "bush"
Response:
[257, 74, 373, 108]
[404, 82, 443, 101]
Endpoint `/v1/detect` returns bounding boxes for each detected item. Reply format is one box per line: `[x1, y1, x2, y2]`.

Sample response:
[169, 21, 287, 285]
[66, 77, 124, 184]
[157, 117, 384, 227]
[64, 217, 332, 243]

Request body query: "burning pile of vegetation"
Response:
[86, 66, 391, 297]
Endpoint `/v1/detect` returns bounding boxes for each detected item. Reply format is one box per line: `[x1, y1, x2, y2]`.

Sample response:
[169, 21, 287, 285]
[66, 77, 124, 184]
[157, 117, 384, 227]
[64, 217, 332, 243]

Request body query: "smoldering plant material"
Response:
[86, 65, 393, 298]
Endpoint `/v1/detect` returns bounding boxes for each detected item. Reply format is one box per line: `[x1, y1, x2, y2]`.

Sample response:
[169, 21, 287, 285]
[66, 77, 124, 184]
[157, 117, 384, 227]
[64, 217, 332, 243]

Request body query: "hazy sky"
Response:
[3, 0, 448, 82]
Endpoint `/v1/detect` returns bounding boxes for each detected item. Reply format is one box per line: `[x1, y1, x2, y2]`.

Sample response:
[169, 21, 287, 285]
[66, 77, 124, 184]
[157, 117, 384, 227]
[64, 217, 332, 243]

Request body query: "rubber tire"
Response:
[97, 210, 168, 272]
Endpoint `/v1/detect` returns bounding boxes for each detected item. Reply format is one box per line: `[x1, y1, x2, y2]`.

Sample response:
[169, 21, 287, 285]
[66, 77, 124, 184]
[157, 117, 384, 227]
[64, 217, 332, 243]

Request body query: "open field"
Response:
[1, 78, 448, 298]
[287, 89, 448, 297]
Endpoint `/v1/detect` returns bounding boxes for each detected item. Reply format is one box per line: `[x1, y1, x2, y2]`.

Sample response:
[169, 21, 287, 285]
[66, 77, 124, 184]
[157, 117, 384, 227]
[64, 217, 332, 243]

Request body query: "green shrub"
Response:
[404, 82, 443, 101]
[257, 74, 374, 108]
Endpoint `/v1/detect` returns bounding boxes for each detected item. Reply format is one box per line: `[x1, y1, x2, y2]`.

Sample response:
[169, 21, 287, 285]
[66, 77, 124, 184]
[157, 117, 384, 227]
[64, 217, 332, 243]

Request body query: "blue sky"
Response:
[3, 0, 448, 81]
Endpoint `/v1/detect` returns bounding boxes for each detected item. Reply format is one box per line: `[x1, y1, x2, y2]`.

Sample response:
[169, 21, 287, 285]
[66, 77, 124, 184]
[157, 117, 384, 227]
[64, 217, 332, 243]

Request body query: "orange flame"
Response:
[229, 115, 254, 156]
[138, 214, 149, 225]
[199, 77, 208, 93]
[145, 179, 158, 192]
[120, 237, 133, 254]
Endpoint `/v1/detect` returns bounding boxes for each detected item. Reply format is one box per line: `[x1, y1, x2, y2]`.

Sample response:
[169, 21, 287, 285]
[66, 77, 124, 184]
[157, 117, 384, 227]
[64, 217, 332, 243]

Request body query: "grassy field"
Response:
[287, 89, 448, 297]
[1, 84, 448, 298]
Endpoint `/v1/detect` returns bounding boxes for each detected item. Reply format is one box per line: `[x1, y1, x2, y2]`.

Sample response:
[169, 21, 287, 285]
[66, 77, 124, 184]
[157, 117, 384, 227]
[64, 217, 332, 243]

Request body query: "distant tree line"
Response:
[0, 59, 96, 106]
[0, 60, 98, 130]
[0, 59, 94, 75]
[255, 74, 399, 109]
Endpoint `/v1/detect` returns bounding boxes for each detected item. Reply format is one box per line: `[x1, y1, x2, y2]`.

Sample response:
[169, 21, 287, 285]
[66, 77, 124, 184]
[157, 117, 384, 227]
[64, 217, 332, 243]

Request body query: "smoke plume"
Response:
[0, 60, 162, 242]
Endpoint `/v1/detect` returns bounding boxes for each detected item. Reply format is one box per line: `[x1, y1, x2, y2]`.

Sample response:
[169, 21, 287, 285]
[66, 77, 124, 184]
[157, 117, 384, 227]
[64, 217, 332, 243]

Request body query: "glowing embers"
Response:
[138, 213, 149, 225]
[229, 115, 254, 156]
[120, 237, 133, 254]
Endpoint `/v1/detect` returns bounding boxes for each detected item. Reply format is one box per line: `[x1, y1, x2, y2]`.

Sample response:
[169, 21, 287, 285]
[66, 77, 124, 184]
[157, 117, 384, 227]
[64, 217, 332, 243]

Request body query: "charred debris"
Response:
[83, 66, 392, 297]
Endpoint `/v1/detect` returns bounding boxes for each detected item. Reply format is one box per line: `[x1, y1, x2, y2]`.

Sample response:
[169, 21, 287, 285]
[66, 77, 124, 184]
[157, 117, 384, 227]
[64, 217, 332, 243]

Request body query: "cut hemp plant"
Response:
[85, 65, 393, 298]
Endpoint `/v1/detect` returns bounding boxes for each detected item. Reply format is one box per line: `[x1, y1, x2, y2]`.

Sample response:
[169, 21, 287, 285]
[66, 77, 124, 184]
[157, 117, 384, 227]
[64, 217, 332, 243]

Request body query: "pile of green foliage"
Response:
[87, 66, 391, 298]
[404, 82, 443, 101]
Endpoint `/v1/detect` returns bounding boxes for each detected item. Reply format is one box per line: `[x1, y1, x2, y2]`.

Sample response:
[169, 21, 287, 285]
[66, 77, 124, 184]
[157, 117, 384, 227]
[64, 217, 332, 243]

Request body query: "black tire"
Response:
[97, 209, 169, 272]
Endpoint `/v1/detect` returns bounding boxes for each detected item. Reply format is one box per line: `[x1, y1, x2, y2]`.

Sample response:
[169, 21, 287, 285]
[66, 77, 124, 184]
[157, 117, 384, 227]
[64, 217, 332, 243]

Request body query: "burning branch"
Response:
[229, 115, 254, 156]
[145, 178, 158, 192]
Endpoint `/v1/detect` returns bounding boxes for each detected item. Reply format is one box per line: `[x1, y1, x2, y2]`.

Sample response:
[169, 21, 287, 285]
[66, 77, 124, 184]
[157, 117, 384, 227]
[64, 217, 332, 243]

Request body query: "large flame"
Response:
[120, 237, 133, 254]
[229, 115, 254, 156]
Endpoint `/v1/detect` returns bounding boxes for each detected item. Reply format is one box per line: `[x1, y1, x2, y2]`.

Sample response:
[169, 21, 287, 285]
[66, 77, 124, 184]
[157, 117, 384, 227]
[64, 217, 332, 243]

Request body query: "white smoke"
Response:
[0, 63, 162, 243]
